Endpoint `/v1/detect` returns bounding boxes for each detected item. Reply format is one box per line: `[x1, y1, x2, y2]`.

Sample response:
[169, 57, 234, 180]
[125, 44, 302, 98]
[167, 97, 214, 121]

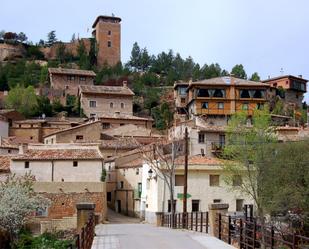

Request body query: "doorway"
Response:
[117, 200, 122, 213]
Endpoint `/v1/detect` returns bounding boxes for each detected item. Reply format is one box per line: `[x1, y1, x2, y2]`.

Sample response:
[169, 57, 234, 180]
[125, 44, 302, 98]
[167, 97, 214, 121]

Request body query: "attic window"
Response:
[121, 103, 124, 109]
[76, 135, 83, 140]
[73, 161, 78, 167]
[25, 161, 29, 169]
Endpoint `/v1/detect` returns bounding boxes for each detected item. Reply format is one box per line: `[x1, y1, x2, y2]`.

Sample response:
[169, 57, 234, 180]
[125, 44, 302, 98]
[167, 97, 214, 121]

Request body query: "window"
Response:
[192, 200, 200, 212]
[213, 89, 226, 98]
[181, 98, 186, 103]
[209, 175, 220, 186]
[213, 199, 221, 203]
[90, 113, 96, 118]
[89, 100, 96, 108]
[102, 123, 111, 129]
[236, 199, 244, 212]
[201, 102, 208, 109]
[80, 76, 86, 81]
[65, 85, 69, 89]
[110, 102, 114, 108]
[108, 30, 112, 35]
[121, 103, 125, 109]
[168, 200, 176, 213]
[108, 41, 112, 47]
[233, 175, 242, 186]
[73, 161, 78, 167]
[76, 135, 83, 140]
[197, 89, 209, 97]
[120, 123, 125, 126]
[107, 192, 112, 202]
[36, 206, 48, 217]
[179, 87, 187, 96]
[138, 182, 142, 198]
[30, 136, 33, 140]
[198, 133, 205, 143]
[136, 168, 139, 175]
[175, 175, 184, 186]
[25, 161, 29, 169]
[217, 102, 224, 109]
[8, 149, 11, 154]
[67, 75, 75, 81]
[219, 134, 225, 147]
[242, 103, 249, 110]
[120, 181, 124, 189]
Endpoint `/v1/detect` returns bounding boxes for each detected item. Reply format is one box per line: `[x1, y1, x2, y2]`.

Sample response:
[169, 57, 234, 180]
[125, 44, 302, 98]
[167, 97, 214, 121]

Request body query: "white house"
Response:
[141, 155, 254, 224]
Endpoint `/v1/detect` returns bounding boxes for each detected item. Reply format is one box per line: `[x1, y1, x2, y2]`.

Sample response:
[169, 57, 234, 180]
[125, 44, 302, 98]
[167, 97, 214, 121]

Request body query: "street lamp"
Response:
[148, 168, 153, 179]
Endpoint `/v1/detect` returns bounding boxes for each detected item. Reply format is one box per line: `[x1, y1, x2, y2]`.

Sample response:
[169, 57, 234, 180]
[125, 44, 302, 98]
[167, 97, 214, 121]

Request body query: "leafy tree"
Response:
[71, 33, 76, 42]
[52, 98, 65, 113]
[56, 42, 66, 63]
[221, 69, 229, 76]
[46, 30, 57, 46]
[5, 85, 38, 117]
[0, 30, 5, 40]
[250, 72, 261, 81]
[40, 65, 48, 84]
[77, 40, 90, 69]
[26, 45, 44, 60]
[17, 32, 27, 43]
[0, 174, 50, 242]
[223, 108, 276, 222]
[38, 39, 45, 46]
[151, 101, 173, 130]
[231, 64, 247, 79]
[35, 96, 53, 117]
[101, 168, 107, 182]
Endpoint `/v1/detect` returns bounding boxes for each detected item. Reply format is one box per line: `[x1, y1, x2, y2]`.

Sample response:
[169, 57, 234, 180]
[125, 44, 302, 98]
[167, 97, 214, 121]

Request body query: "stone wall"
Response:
[0, 43, 26, 61]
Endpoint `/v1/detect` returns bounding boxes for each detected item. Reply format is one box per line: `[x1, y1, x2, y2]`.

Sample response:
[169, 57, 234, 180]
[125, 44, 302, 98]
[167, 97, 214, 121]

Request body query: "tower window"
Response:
[25, 161, 29, 169]
[110, 102, 114, 108]
[108, 41, 112, 47]
[108, 30, 111, 35]
[121, 103, 124, 109]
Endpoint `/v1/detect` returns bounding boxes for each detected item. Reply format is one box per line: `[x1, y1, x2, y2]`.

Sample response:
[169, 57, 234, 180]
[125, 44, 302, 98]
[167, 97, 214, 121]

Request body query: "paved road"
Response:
[91, 209, 236, 249]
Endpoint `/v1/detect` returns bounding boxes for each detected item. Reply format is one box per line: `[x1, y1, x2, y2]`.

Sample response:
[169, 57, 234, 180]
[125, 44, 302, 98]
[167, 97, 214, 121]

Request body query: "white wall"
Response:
[11, 160, 103, 182]
[0, 120, 9, 137]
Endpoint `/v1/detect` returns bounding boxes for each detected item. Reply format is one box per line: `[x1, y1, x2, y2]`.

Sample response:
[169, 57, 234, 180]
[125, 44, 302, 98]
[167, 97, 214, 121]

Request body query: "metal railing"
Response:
[215, 213, 309, 249]
[161, 212, 209, 233]
[68, 213, 95, 249]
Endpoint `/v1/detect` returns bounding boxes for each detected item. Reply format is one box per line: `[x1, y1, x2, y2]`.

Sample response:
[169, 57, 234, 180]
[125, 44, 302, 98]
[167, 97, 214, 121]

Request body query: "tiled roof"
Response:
[0, 155, 12, 172]
[0, 137, 19, 149]
[99, 113, 153, 121]
[188, 77, 269, 89]
[175, 155, 222, 165]
[12, 148, 103, 161]
[48, 68, 96, 77]
[262, 75, 308, 83]
[92, 15, 121, 28]
[102, 124, 161, 137]
[100, 138, 141, 149]
[118, 158, 143, 168]
[79, 85, 134, 96]
[43, 121, 101, 138]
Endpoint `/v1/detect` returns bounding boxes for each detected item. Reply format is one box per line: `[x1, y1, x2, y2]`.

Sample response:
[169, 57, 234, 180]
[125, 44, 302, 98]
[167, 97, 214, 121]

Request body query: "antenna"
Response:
[280, 68, 284, 75]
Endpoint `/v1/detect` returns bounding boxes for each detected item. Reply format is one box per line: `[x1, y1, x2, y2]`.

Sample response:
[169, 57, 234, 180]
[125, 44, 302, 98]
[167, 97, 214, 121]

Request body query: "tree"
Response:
[52, 98, 65, 113]
[56, 42, 66, 63]
[250, 72, 261, 82]
[17, 32, 28, 43]
[129, 42, 141, 71]
[222, 108, 276, 222]
[77, 40, 90, 69]
[5, 85, 38, 117]
[46, 30, 57, 46]
[26, 46, 44, 60]
[152, 102, 173, 130]
[35, 96, 53, 117]
[71, 33, 76, 42]
[140, 139, 184, 227]
[200, 63, 222, 79]
[3, 32, 18, 43]
[38, 39, 45, 46]
[231, 64, 247, 79]
[0, 174, 50, 242]
[0, 30, 5, 40]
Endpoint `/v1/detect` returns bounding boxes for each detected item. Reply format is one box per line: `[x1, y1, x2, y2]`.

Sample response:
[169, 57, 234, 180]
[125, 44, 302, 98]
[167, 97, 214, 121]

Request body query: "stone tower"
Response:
[92, 15, 121, 68]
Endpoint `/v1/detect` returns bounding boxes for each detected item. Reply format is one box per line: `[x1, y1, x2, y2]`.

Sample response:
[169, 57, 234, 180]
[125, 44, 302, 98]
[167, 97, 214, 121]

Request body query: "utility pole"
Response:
[183, 127, 188, 228]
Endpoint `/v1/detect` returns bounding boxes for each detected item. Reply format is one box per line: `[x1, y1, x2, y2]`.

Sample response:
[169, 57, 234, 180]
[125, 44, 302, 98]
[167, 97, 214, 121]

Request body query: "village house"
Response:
[48, 68, 96, 105]
[181, 76, 269, 124]
[0, 109, 24, 137]
[169, 116, 226, 158]
[78, 82, 134, 118]
[104, 148, 143, 217]
[262, 75, 307, 110]
[174, 81, 189, 122]
[141, 155, 253, 224]
[10, 117, 84, 143]
[0, 136, 19, 155]
[9, 143, 106, 232]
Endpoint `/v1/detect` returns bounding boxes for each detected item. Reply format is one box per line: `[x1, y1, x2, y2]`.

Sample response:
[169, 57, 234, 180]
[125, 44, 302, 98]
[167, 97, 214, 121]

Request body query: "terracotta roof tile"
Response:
[48, 68, 96, 77]
[79, 85, 134, 96]
[100, 138, 141, 149]
[12, 148, 103, 161]
[175, 155, 222, 165]
[99, 113, 153, 121]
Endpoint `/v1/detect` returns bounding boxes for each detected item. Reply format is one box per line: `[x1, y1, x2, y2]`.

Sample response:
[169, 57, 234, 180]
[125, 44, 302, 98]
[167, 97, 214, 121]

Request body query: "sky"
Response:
[2, 0, 309, 100]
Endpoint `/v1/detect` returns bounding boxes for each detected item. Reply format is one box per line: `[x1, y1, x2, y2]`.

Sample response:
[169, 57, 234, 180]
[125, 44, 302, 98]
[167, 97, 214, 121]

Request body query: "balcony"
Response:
[211, 142, 225, 154]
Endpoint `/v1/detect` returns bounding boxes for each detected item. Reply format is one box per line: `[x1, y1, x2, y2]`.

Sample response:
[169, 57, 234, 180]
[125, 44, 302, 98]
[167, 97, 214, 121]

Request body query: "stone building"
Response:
[48, 68, 96, 105]
[141, 155, 253, 224]
[9, 143, 106, 232]
[92, 15, 121, 67]
[262, 75, 308, 109]
[10, 117, 84, 143]
[79, 83, 134, 118]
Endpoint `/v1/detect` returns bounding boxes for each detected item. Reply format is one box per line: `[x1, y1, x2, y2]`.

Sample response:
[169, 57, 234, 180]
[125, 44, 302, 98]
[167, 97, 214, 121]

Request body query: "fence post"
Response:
[253, 220, 256, 249]
[228, 215, 231, 244]
[239, 219, 243, 249]
[195, 212, 198, 231]
[155, 212, 164, 226]
[206, 212, 209, 233]
[292, 232, 296, 249]
[208, 203, 229, 237]
[76, 203, 96, 233]
[218, 213, 222, 240]
[191, 212, 193, 230]
[200, 212, 203, 233]
[271, 226, 275, 249]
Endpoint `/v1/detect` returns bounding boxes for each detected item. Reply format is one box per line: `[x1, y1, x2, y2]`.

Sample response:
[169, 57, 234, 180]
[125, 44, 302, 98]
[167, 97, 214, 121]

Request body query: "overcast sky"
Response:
[2, 0, 309, 100]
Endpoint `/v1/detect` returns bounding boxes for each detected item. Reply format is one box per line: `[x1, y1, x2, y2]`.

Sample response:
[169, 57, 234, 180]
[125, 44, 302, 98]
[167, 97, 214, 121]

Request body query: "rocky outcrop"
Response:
[0, 43, 26, 61]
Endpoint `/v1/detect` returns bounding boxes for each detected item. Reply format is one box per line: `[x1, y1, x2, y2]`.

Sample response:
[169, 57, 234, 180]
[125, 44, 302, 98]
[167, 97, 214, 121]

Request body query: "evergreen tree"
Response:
[46, 31, 57, 46]
[250, 72, 261, 81]
[231, 64, 247, 79]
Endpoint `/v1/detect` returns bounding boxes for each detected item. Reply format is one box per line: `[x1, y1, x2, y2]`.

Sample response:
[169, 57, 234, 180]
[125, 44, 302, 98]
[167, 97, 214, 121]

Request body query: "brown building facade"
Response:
[92, 15, 121, 67]
[48, 68, 96, 105]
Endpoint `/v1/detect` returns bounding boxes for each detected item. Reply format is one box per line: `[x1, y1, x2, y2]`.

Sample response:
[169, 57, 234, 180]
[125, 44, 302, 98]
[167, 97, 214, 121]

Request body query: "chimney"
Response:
[123, 80, 128, 87]
[19, 144, 27, 154]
